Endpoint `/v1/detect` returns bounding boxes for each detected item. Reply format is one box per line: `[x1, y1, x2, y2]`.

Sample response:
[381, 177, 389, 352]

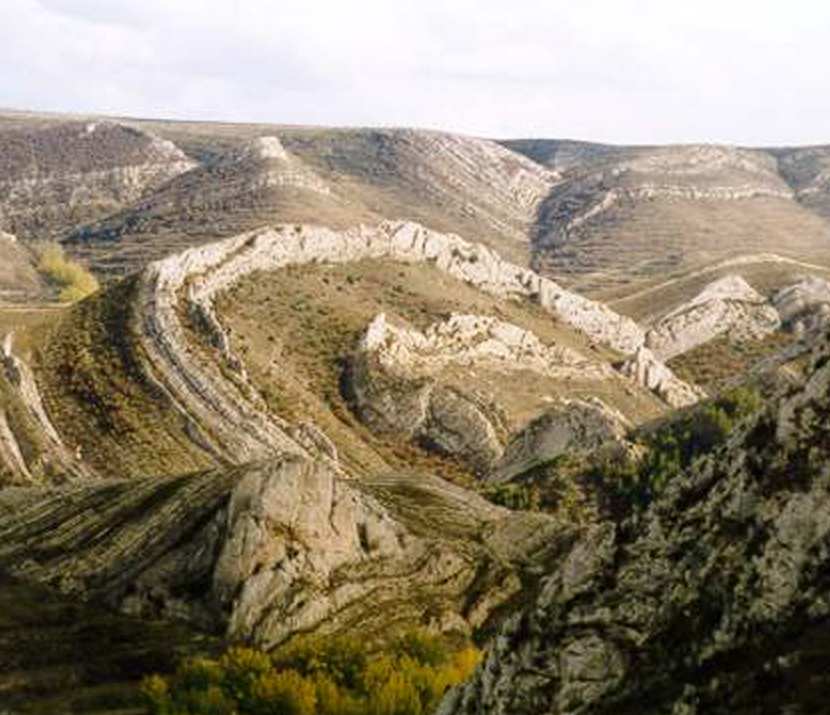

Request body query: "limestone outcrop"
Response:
[645, 274, 781, 360]
[0, 455, 570, 650]
[360, 313, 613, 382]
[773, 276, 830, 334]
[620, 346, 705, 408]
[439, 325, 830, 715]
[135, 221, 651, 466]
[487, 398, 631, 483]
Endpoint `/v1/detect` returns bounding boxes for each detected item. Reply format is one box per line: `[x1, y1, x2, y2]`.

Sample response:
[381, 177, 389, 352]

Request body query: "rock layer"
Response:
[439, 327, 830, 715]
[0, 455, 570, 650]
[645, 274, 781, 360]
[0, 121, 195, 239]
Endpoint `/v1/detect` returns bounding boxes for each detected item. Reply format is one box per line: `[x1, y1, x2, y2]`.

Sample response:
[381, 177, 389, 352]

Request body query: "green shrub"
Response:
[593, 386, 765, 512]
[142, 632, 481, 715]
[36, 242, 99, 302]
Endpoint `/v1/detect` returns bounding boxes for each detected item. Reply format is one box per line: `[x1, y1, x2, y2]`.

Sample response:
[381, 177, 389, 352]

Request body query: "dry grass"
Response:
[217, 260, 663, 484]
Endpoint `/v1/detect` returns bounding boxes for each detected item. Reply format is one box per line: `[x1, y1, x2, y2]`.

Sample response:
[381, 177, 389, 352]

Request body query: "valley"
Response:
[1, 110, 830, 714]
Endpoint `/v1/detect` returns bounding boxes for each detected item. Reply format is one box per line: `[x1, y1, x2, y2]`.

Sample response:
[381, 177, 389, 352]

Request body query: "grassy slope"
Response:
[34, 279, 215, 479]
[0, 573, 218, 715]
[216, 260, 663, 484]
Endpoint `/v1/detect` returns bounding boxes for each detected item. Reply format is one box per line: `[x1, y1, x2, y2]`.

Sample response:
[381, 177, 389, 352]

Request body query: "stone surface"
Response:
[487, 398, 631, 483]
[439, 325, 830, 715]
[619, 346, 705, 408]
[645, 274, 781, 360]
[773, 276, 830, 334]
[0, 455, 571, 650]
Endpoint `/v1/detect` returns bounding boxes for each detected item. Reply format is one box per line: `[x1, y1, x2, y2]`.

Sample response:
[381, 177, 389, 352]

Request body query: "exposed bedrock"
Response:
[773, 276, 830, 335]
[645, 274, 781, 361]
[135, 220, 693, 470]
[486, 398, 631, 484]
[348, 312, 621, 472]
[0, 455, 571, 650]
[620, 346, 706, 408]
[439, 326, 830, 715]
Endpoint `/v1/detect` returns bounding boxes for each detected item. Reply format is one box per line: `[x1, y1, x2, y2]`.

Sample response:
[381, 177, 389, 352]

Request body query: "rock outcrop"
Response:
[620, 346, 705, 408]
[773, 276, 830, 334]
[349, 317, 509, 472]
[359, 313, 613, 382]
[135, 221, 651, 467]
[487, 398, 631, 483]
[0, 121, 195, 239]
[439, 327, 830, 715]
[0, 455, 570, 651]
[645, 274, 781, 360]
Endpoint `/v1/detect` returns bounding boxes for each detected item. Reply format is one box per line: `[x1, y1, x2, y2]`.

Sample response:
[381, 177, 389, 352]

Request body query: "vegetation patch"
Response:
[36, 242, 99, 302]
[143, 632, 480, 715]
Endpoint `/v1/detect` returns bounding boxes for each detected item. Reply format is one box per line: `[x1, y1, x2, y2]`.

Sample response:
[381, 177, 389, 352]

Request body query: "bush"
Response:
[36, 242, 99, 302]
[142, 632, 481, 715]
[593, 386, 765, 512]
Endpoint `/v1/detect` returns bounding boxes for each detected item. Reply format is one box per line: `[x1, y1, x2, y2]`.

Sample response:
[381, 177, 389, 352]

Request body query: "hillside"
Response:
[506, 141, 830, 309]
[2, 109, 830, 714]
[2, 112, 830, 328]
[439, 318, 830, 715]
[10, 221, 674, 486]
[0, 230, 41, 301]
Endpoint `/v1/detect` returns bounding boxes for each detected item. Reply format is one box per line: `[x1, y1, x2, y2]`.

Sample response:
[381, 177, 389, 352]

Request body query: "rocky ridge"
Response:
[0, 455, 571, 651]
[645, 274, 782, 361]
[135, 220, 671, 468]
[439, 325, 830, 715]
[0, 121, 195, 240]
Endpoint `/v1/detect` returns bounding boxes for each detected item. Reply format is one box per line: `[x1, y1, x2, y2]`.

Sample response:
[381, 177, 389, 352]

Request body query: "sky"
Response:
[2, 0, 830, 145]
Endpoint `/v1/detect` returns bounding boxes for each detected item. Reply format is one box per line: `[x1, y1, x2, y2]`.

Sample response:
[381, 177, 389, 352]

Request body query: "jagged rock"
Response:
[645, 274, 781, 360]
[134, 221, 647, 466]
[0, 455, 571, 650]
[349, 344, 506, 473]
[360, 313, 613, 382]
[487, 398, 631, 483]
[619, 346, 705, 408]
[773, 276, 830, 334]
[439, 327, 830, 715]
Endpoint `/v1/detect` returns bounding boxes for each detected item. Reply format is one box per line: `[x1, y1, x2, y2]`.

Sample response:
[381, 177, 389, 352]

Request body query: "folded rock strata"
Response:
[136, 220, 686, 468]
[0, 455, 570, 651]
[645, 274, 781, 360]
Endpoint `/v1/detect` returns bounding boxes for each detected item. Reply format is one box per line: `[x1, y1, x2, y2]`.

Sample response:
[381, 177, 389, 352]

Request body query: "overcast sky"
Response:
[2, 0, 829, 145]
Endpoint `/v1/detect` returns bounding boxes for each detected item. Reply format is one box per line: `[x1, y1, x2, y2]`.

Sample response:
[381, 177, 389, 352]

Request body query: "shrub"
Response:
[594, 386, 765, 512]
[142, 632, 481, 715]
[36, 242, 99, 302]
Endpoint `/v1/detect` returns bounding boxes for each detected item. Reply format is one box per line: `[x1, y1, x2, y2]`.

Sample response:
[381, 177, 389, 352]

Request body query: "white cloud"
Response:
[1, 0, 829, 144]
